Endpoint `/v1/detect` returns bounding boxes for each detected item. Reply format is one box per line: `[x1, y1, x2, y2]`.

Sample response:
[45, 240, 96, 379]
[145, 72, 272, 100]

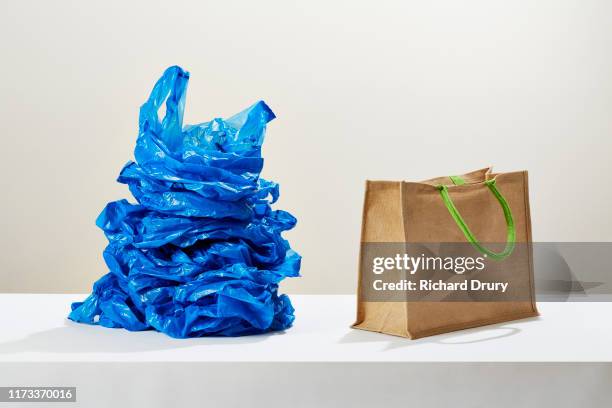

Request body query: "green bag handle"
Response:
[437, 178, 515, 260]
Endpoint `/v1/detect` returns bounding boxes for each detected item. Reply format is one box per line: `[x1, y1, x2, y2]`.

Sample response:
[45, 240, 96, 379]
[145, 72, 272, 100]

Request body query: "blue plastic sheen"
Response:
[69, 66, 301, 337]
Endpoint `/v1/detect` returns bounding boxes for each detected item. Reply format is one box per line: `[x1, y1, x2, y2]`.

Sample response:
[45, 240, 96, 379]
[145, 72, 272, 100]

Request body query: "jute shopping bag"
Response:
[352, 168, 538, 339]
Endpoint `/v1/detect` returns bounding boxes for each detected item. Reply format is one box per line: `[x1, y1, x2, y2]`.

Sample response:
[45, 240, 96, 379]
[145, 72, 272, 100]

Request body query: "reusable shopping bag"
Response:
[352, 168, 538, 339]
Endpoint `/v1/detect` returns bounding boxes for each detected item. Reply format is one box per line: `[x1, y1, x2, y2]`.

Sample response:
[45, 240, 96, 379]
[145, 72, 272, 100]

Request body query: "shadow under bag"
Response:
[352, 167, 538, 339]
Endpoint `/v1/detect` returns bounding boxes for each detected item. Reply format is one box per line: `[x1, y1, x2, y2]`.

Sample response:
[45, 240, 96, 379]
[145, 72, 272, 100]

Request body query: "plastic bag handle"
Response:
[139, 66, 189, 149]
[437, 179, 516, 260]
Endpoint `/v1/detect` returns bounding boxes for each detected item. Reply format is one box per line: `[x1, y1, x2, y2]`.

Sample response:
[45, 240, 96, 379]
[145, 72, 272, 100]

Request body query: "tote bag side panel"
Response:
[517, 170, 539, 315]
[352, 181, 410, 337]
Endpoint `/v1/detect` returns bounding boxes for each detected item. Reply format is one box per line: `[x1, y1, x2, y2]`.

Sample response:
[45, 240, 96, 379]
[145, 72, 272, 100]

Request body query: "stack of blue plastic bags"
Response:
[69, 66, 301, 338]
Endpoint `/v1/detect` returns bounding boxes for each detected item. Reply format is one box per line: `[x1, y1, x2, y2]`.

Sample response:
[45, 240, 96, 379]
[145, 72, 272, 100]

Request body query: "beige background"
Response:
[1, 0, 611, 293]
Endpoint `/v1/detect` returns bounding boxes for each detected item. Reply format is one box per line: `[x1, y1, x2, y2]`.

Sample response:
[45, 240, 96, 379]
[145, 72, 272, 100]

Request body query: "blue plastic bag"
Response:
[69, 66, 301, 337]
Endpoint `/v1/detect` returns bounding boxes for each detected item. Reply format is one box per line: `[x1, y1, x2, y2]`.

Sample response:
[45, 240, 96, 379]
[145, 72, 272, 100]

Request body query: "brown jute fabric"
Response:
[352, 168, 538, 339]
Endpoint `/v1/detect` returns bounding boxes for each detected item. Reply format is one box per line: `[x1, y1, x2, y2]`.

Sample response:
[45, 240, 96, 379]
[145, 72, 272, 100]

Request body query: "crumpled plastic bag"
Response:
[68, 66, 301, 337]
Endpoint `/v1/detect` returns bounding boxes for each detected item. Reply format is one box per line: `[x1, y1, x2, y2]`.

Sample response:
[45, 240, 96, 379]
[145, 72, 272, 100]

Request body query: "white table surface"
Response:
[1, 294, 611, 362]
